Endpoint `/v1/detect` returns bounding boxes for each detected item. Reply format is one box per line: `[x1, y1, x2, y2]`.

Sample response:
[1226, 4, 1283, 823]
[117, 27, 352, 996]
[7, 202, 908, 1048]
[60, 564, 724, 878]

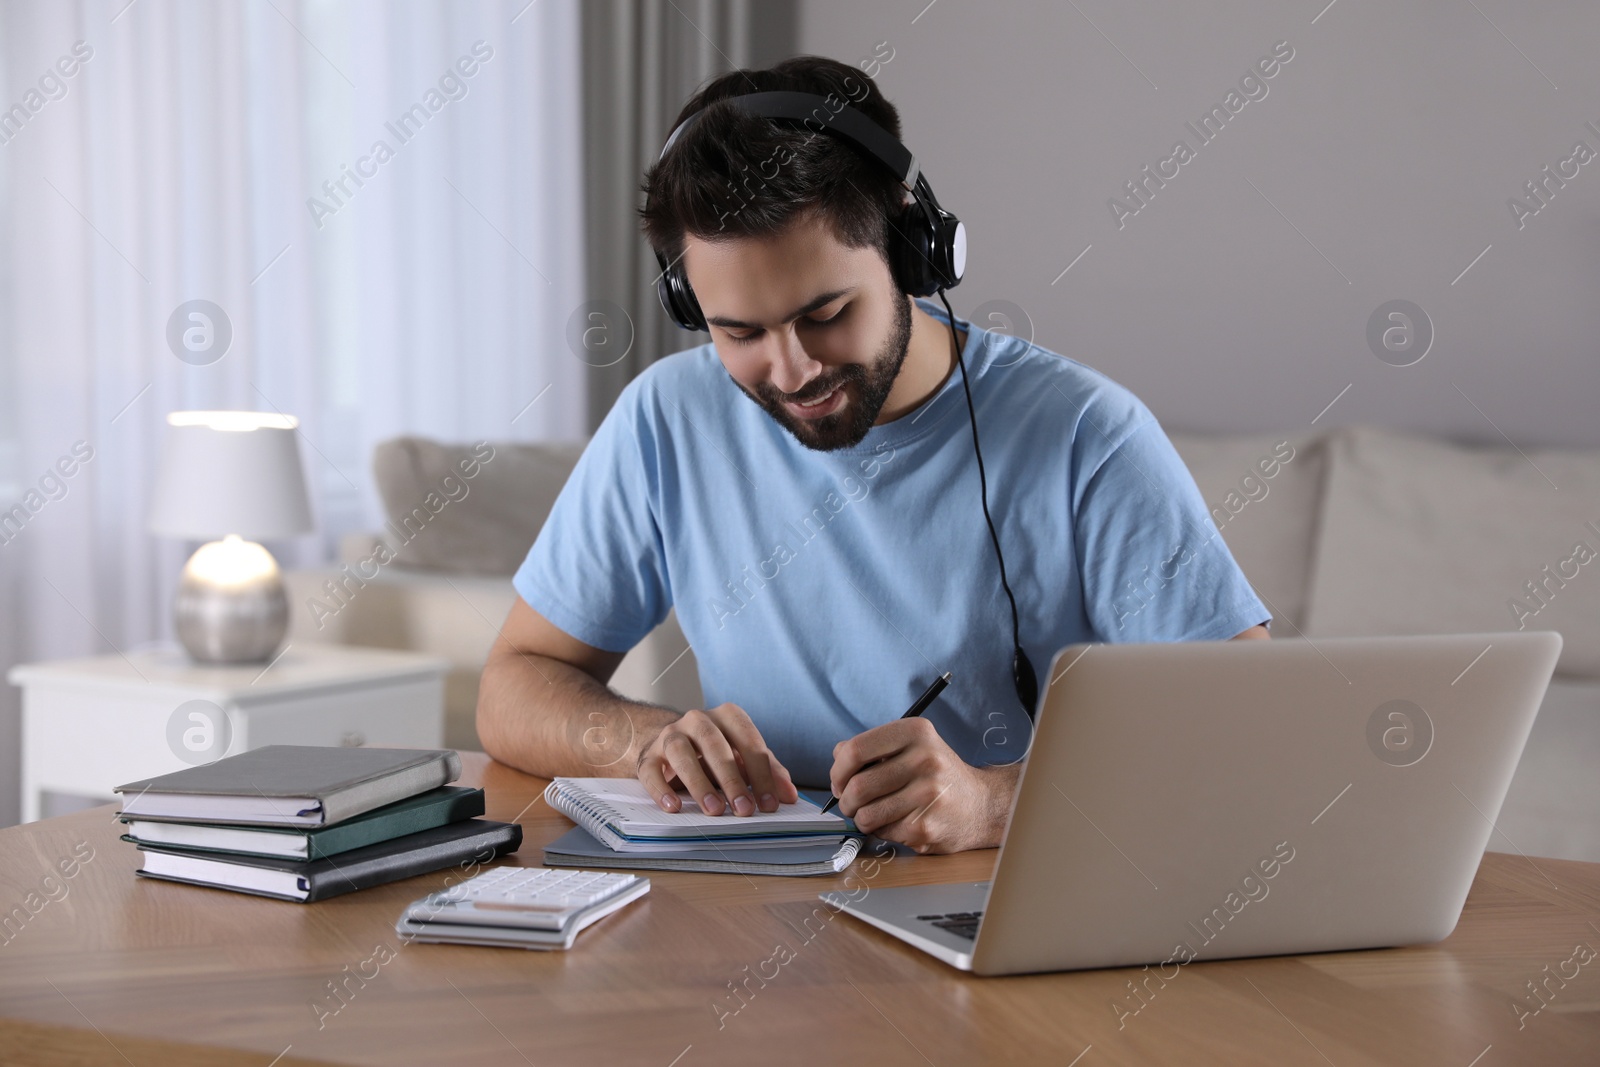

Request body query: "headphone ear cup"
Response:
[654, 250, 706, 332]
[921, 209, 964, 292]
[940, 214, 966, 287]
[888, 202, 965, 297]
[889, 204, 940, 297]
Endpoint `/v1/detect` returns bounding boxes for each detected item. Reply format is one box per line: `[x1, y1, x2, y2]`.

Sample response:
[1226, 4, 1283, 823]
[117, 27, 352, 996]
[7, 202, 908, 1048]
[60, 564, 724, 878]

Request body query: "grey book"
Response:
[115, 746, 463, 827]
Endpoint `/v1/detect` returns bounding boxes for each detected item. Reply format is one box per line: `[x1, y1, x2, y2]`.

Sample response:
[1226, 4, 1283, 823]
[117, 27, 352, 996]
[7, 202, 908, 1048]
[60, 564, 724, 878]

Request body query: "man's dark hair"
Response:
[639, 55, 906, 269]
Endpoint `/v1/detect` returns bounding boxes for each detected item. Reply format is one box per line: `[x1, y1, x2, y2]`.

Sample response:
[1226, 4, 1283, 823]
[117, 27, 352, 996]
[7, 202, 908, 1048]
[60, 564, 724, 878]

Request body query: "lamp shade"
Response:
[148, 411, 314, 540]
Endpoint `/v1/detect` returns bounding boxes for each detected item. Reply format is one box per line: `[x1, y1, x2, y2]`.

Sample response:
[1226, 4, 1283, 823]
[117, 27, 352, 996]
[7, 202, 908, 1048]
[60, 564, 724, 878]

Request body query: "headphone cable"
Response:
[936, 289, 1038, 718]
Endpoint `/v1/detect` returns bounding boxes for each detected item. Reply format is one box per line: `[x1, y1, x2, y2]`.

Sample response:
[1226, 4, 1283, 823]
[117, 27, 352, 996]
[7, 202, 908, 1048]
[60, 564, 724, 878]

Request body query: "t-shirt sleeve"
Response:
[512, 380, 672, 652]
[1076, 419, 1270, 643]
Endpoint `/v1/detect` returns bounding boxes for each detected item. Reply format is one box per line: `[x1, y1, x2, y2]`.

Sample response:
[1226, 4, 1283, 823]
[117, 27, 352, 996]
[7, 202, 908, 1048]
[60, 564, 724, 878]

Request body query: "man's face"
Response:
[683, 211, 913, 451]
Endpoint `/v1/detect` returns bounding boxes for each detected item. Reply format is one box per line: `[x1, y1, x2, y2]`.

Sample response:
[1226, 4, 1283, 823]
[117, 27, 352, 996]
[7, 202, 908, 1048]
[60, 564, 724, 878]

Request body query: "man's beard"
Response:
[733, 294, 914, 452]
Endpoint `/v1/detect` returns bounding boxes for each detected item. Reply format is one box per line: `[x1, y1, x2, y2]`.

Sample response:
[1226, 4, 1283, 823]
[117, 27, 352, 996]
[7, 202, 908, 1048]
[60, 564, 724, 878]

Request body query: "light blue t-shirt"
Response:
[514, 299, 1269, 785]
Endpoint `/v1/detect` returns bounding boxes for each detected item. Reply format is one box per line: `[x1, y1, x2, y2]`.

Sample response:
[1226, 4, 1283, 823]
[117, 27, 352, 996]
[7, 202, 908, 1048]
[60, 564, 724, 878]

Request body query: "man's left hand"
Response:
[828, 718, 1019, 854]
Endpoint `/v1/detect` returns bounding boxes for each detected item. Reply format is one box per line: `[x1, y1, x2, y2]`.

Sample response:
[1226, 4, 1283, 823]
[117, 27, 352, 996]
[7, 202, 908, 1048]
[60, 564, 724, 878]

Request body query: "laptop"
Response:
[822, 631, 1562, 975]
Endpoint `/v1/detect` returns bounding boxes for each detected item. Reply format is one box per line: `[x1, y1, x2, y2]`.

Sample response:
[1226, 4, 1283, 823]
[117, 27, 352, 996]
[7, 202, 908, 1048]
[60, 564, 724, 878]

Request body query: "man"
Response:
[477, 56, 1269, 854]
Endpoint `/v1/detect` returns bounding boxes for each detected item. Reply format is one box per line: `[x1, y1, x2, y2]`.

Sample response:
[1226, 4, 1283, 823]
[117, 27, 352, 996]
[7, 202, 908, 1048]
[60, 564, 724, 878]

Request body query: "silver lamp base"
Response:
[173, 537, 289, 665]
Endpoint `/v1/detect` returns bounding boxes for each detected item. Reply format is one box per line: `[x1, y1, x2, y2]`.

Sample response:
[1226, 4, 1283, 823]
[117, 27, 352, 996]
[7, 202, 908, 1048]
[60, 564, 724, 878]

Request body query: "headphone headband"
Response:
[659, 91, 921, 190]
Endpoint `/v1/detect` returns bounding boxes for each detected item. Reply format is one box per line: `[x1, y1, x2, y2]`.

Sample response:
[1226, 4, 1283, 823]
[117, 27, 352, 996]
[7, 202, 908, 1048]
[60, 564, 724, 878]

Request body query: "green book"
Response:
[119, 786, 485, 861]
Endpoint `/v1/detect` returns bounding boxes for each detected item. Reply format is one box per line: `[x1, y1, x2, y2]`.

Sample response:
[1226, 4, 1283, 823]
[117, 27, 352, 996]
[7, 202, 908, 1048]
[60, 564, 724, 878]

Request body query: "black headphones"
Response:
[651, 89, 1039, 723]
[652, 91, 967, 331]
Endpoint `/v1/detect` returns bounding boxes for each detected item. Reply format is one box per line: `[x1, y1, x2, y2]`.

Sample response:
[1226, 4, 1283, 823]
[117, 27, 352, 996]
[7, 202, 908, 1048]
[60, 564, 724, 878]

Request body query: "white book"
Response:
[141, 850, 306, 899]
[126, 820, 312, 859]
[544, 778, 849, 851]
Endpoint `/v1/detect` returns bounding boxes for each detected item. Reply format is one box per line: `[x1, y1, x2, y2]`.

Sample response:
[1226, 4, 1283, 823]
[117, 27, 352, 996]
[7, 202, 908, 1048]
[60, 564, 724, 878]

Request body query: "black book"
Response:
[133, 818, 523, 902]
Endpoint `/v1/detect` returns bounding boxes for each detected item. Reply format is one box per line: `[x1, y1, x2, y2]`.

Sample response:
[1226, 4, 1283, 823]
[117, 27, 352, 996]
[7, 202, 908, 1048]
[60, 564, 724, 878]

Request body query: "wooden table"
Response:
[2, 752, 1597, 1065]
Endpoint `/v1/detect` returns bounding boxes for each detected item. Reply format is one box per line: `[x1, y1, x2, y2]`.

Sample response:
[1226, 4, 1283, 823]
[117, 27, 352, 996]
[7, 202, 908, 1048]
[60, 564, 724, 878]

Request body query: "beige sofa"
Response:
[284, 424, 1600, 860]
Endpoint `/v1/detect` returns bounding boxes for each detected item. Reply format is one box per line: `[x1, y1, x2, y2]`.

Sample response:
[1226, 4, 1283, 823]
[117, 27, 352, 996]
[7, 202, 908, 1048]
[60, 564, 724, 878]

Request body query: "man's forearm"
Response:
[476, 646, 679, 779]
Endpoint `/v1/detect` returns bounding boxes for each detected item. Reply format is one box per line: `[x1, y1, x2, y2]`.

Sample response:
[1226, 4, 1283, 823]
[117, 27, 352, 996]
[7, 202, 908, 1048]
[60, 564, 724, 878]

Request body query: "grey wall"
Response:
[799, 0, 1600, 447]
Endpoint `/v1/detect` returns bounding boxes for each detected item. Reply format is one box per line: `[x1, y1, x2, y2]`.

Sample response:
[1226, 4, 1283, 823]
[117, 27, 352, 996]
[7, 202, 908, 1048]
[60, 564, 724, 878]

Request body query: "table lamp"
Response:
[148, 411, 314, 664]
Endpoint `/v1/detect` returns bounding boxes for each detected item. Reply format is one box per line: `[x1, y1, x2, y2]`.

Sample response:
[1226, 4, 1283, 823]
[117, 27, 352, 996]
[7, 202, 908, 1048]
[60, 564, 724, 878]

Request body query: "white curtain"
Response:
[0, 0, 587, 824]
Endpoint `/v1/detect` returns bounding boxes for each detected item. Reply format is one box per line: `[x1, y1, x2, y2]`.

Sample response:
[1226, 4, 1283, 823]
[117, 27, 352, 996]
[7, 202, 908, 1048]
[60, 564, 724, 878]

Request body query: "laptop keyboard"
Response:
[917, 910, 983, 940]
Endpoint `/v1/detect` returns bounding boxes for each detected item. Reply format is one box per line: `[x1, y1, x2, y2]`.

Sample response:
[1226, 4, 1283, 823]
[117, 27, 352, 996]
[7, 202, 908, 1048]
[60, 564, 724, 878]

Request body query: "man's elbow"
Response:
[474, 648, 518, 764]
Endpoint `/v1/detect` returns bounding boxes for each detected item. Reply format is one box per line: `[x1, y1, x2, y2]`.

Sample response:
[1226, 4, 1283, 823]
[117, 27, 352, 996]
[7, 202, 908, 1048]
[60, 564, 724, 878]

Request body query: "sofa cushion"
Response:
[1303, 426, 1600, 678]
[371, 437, 587, 577]
[1165, 430, 1328, 635]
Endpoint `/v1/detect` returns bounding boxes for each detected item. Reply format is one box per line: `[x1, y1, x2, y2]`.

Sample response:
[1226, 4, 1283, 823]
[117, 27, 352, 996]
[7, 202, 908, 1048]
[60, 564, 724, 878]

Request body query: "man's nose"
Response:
[767, 327, 823, 396]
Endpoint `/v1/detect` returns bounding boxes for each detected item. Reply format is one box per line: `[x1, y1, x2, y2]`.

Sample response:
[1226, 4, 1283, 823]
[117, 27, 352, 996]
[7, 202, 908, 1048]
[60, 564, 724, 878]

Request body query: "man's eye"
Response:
[724, 306, 842, 344]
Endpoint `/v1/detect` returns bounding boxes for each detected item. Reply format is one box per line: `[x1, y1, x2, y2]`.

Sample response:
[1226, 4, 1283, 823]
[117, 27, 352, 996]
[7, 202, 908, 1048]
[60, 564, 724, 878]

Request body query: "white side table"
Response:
[8, 644, 449, 823]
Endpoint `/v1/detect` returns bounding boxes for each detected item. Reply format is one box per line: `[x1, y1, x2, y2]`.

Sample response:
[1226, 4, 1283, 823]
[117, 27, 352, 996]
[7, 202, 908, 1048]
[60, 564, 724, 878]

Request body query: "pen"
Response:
[820, 670, 952, 817]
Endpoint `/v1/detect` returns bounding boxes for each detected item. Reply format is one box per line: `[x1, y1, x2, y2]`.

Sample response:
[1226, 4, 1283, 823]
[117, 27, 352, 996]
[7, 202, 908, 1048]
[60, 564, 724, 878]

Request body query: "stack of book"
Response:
[114, 746, 521, 902]
[541, 777, 859, 877]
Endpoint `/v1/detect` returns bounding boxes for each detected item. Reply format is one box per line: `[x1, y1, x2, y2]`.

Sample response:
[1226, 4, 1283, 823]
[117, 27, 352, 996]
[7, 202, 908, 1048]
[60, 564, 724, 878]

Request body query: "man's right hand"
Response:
[635, 703, 800, 816]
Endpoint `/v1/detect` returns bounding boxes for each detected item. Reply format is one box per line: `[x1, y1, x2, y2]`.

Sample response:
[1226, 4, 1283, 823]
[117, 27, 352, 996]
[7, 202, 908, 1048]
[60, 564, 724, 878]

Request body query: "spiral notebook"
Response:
[542, 825, 861, 876]
[544, 778, 850, 853]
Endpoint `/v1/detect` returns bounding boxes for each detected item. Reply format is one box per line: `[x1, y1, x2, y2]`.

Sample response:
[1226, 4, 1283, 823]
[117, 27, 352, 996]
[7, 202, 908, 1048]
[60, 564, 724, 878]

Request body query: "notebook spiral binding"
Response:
[543, 780, 621, 839]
